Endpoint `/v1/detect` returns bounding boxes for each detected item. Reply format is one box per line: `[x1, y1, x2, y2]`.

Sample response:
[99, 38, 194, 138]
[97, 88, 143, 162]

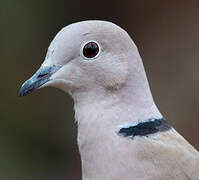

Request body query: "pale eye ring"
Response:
[80, 41, 101, 60]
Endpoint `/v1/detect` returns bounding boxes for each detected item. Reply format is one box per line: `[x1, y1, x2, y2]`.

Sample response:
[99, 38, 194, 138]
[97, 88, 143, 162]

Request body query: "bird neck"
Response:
[73, 88, 161, 125]
[72, 83, 162, 179]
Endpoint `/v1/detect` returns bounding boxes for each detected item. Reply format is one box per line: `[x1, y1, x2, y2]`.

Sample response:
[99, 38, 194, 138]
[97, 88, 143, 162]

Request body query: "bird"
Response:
[19, 20, 199, 180]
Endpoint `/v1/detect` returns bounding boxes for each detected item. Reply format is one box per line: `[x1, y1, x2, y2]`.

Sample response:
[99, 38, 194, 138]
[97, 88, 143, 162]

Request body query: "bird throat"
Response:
[117, 118, 172, 138]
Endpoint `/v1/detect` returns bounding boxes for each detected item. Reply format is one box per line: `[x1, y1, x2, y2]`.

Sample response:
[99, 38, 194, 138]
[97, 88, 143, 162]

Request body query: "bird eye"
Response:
[81, 41, 101, 60]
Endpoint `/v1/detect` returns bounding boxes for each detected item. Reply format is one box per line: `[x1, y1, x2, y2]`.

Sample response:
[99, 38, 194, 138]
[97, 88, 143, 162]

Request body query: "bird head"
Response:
[19, 21, 144, 99]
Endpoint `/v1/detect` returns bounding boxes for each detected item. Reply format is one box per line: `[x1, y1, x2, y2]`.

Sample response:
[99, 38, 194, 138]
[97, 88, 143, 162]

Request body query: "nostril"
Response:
[37, 73, 48, 78]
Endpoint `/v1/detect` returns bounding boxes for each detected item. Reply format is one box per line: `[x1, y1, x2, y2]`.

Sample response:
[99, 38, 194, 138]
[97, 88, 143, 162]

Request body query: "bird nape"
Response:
[19, 20, 199, 180]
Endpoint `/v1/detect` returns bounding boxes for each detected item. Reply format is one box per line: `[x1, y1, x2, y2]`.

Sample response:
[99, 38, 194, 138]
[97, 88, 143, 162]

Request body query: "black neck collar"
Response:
[118, 118, 172, 138]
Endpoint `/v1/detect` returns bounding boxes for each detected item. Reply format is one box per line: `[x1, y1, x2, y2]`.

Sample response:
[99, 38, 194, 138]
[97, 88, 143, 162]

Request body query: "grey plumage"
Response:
[19, 20, 199, 180]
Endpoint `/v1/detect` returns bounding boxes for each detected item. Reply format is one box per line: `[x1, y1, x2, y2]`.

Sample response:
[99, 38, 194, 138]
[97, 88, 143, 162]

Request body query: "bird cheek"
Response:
[42, 79, 73, 92]
[96, 62, 128, 90]
[49, 68, 72, 88]
[49, 64, 86, 91]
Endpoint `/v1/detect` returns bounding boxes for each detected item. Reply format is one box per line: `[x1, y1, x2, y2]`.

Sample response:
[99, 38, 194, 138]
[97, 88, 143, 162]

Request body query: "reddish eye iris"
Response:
[83, 41, 99, 59]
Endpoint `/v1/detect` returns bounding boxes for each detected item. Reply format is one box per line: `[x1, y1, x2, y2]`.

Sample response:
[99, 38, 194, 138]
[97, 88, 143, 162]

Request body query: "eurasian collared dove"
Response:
[19, 20, 199, 180]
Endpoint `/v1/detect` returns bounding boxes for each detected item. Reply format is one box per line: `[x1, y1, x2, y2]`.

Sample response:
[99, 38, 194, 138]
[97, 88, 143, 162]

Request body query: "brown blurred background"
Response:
[1, 0, 199, 179]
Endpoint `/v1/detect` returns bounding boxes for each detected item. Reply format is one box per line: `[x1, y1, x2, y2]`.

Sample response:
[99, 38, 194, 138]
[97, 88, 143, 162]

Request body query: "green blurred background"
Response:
[1, 0, 199, 179]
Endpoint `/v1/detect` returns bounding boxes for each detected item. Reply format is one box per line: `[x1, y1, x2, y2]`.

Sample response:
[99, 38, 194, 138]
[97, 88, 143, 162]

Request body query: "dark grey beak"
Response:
[19, 65, 61, 97]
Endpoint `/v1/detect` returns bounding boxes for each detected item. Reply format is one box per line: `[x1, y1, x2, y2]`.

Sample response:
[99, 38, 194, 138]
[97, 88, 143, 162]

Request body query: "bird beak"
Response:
[19, 65, 61, 97]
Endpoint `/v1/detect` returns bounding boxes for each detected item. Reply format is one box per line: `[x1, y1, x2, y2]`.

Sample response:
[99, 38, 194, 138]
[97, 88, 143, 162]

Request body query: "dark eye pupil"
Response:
[83, 42, 99, 58]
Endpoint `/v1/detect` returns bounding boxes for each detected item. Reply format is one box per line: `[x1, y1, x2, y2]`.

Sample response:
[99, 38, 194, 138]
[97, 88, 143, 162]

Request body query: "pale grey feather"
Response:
[19, 20, 199, 180]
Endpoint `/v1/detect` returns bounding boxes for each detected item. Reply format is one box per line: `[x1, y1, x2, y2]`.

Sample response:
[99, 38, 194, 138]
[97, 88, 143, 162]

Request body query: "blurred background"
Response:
[1, 0, 199, 179]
